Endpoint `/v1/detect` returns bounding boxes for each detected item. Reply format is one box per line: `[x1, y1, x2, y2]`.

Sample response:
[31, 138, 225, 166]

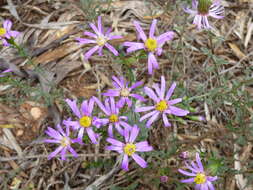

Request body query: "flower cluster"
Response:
[44, 76, 189, 171]
[1, 1, 224, 188]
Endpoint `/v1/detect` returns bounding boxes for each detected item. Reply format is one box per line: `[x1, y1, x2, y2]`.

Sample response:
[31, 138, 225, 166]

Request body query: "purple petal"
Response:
[144, 87, 159, 102]
[180, 178, 195, 183]
[135, 141, 153, 152]
[149, 52, 159, 71]
[84, 45, 100, 60]
[106, 145, 123, 153]
[3, 20, 12, 31]
[148, 53, 153, 75]
[129, 94, 146, 101]
[119, 121, 132, 131]
[165, 82, 176, 100]
[106, 137, 124, 147]
[140, 110, 158, 122]
[133, 21, 147, 42]
[48, 146, 63, 160]
[178, 169, 196, 177]
[115, 123, 124, 136]
[60, 147, 67, 160]
[105, 43, 119, 56]
[185, 161, 199, 173]
[109, 35, 122, 40]
[132, 153, 147, 168]
[157, 31, 174, 45]
[160, 76, 166, 99]
[56, 124, 66, 136]
[135, 106, 155, 113]
[109, 97, 116, 114]
[89, 22, 99, 34]
[207, 176, 218, 182]
[44, 139, 60, 144]
[76, 37, 96, 44]
[108, 123, 114, 137]
[121, 154, 129, 171]
[130, 81, 143, 90]
[112, 76, 124, 88]
[125, 42, 145, 53]
[125, 97, 132, 107]
[68, 146, 78, 157]
[63, 120, 80, 130]
[169, 106, 189, 116]
[65, 99, 81, 118]
[88, 98, 95, 114]
[97, 16, 102, 33]
[86, 127, 98, 144]
[162, 113, 171, 127]
[45, 127, 62, 140]
[84, 31, 97, 38]
[103, 89, 120, 97]
[116, 97, 126, 108]
[149, 19, 157, 38]
[129, 125, 139, 143]
[93, 96, 110, 115]
[207, 181, 215, 190]
[168, 98, 182, 105]
[78, 127, 85, 140]
[9, 31, 19, 38]
[146, 111, 160, 127]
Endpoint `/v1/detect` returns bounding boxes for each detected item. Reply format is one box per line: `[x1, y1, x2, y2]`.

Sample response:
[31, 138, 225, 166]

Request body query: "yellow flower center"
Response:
[120, 88, 130, 97]
[109, 114, 118, 123]
[194, 173, 207, 184]
[145, 38, 158, 52]
[124, 143, 136, 156]
[0, 28, 6, 36]
[155, 100, 168, 112]
[96, 36, 107, 46]
[60, 137, 70, 147]
[79, 116, 92, 128]
[198, 0, 212, 14]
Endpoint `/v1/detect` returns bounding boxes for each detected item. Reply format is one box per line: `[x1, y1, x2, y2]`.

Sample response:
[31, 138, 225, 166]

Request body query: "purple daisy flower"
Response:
[106, 125, 153, 171]
[178, 153, 218, 190]
[123, 19, 174, 75]
[0, 20, 19, 46]
[135, 76, 189, 127]
[93, 96, 132, 137]
[184, 0, 224, 30]
[0, 69, 12, 77]
[76, 16, 122, 60]
[44, 123, 78, 160]
[102, 76, 145, 108]
[63, 98, 99, 144]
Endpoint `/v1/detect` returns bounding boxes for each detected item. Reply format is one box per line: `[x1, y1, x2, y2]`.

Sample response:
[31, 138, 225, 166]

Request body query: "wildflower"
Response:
[76, 16, 122, 60]
[102, 76, 145, 108]
[123, 19, 174, 75]
[160, 175, 169, 183]
[0, 69, 12, 77]
[93, 97, 132, 137]
[178, 153, 218, 190]
[135, 76, 189, 127]
[0, 20, 19, 46]
[64, 98, 99, 144]
[106, 125, 153, 171]
[44, 124, 78, 160]
[184, 0, 224, 29]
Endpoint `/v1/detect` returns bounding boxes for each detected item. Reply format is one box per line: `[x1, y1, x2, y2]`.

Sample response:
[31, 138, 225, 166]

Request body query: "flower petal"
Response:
[135, 106, 155, 113]
[180, 178, 195, 183]
[76, 38, 96, 44]
[178, 169, 196, 177]
[125, 42, 145, 53]
[105, 43, 119, 56]
[48, 146, 63, 160]
[3, 20, 12, 31]
[132, 153, 147, 168]
[84, 31, 97, 38]
[139, 110, 158, 122]
[129, 125, 139, 143]
[165, 82, 176, 100]
[169, 106, 189, 116]
[133, 21, 147, 41]
[65, 99, 81, 118]
[86, 127, 98, 144]
[168, 98, 182, 105]
[135, 141, 153, 152]
[149, 19, 157, 38]
[84, 45, 100, 60]
[121, 154, 129, 171]
[144, 87, 160, 102]
[146, 111, 160, 127]
[106, 137, 125, 147]
[162, 113, 171, 127]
